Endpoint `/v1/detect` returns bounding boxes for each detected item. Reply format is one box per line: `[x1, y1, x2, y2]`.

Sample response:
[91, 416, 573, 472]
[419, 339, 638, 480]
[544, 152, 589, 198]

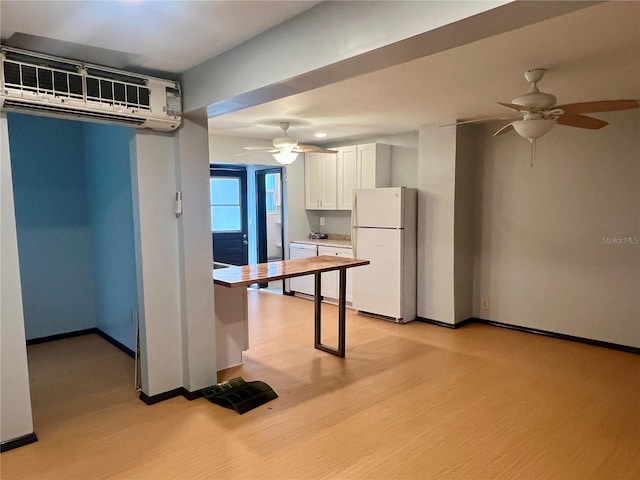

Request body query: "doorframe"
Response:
[256, 167, 284, 289]
[209, 164, 249, 265]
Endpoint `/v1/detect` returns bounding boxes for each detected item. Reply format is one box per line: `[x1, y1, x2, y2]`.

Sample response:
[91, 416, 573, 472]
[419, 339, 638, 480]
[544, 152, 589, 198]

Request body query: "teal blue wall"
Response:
[8, 113, 137, 349]
[8, 113, 97, 339]
[84, 123, 138, 350]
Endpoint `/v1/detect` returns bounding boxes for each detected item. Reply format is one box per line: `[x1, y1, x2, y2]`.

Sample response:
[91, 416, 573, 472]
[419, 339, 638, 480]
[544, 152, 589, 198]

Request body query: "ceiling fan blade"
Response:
[498, 102, 543, 113]
[556, 113, 608, 129]
[556, 99, 639, 115]
[440, 115, 520, 127]
[493, 122, 515, 136]
[295, 145, 338, 154]
[243, 146, 278, 152]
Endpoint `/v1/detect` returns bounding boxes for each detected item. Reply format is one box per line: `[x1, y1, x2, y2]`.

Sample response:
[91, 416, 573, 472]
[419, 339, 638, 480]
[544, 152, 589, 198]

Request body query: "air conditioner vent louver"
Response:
[2, 99, 147, 126]
[3, 62, 21, 85]
[1, 47, 181, 131]
[3, 49, 81, 72]
[85, 67, 147, 86]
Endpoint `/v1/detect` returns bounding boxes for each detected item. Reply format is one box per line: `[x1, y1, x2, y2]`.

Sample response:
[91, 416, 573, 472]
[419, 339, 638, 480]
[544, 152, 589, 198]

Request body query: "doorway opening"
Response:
[209, 162, 285, 291]
[256, 168, 285, 291]
[6, 112, 140, 437]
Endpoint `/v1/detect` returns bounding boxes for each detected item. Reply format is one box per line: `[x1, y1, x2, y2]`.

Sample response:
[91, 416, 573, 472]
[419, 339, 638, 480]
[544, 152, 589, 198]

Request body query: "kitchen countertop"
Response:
[214, 255, 368, 287]
[291, 239, 352, 248]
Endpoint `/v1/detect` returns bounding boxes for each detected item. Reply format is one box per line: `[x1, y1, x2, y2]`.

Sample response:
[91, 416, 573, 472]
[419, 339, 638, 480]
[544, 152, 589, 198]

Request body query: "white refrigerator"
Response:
[351, 187, 417, 323]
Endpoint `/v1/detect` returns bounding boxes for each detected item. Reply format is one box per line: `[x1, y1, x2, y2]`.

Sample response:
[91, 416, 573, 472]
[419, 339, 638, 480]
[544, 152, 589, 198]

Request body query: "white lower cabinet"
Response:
[318, 246, 353, 303]
[289, 243, 317, 295]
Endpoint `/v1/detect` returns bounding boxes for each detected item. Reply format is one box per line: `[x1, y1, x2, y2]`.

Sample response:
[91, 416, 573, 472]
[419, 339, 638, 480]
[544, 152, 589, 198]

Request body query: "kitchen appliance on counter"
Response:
[308, 232, 329, 239]
[351, 187, 417, 323]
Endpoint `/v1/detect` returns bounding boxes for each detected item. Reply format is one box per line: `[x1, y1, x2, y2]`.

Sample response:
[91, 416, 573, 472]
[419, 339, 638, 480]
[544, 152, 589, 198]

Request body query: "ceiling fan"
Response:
[448, 69, 639, 165]
[242, 122, 336, 165]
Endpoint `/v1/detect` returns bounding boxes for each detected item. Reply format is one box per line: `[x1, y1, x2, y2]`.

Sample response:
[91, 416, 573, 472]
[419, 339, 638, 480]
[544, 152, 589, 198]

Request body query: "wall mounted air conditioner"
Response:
[0, 47, 181, 132]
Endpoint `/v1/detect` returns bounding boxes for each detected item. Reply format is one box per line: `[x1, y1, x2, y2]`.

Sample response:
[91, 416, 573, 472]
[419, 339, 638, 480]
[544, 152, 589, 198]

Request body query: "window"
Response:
[264, 173, 280, 215]
[210, 177, 242, 232]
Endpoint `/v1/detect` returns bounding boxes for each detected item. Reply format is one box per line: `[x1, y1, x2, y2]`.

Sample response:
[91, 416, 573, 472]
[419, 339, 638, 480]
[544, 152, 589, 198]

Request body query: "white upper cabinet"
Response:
[306, 143, 391, 211]
[337, 143, 391, 210]
[305, 152, 337, 210]
[336, 146, 357, 210]
[357, 143, 391, 190]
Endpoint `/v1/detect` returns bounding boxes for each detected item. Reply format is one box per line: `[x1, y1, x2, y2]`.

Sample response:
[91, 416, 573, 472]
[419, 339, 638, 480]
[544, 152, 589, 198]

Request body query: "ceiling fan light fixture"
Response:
[512, 118, 556, 141]
[273, 148, 299, 165]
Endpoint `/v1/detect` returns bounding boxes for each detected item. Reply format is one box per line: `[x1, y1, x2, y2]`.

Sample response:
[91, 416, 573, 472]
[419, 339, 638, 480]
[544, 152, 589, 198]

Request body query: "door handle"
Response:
[242, 233, 247, 239]
[243, 240, 248, 245]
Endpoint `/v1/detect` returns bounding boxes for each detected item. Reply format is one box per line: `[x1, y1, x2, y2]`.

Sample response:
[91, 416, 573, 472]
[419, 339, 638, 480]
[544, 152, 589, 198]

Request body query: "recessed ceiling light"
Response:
[315, 132, 327, 138]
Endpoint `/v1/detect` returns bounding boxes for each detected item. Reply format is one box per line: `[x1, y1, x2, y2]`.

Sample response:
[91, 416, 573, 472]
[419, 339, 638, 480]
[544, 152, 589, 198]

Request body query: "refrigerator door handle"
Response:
[351, 191, 357, 257]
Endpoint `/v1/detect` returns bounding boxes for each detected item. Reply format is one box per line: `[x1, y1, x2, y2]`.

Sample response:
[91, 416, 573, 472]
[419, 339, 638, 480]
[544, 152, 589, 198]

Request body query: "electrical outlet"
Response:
[320, 217, 325, 226]
[481, 299, 489, 310]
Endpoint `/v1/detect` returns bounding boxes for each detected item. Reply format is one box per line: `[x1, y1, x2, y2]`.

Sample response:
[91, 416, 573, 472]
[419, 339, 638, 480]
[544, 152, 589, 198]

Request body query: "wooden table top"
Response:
[213, 255, 370, 288]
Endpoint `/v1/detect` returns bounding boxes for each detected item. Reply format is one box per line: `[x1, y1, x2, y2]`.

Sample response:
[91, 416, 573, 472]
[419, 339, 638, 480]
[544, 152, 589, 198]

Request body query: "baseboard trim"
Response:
[418, 316, 638, 354]
[139, 388, 184, 405]
[181, 388, 204, 401]
[139, 387, 205, 405]
[27, 328, 136, 358]
[94, 330, 135, 358]
[416, 317, 474, 329]
[472, 318, 639, 354]
[283, 291, 295, 296]
[1, 432, 38, 453]
[26, 328, 98, 345]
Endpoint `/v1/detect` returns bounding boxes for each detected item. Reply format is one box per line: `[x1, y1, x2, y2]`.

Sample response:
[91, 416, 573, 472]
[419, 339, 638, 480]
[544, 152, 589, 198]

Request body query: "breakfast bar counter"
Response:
[214, 256, 370, 357]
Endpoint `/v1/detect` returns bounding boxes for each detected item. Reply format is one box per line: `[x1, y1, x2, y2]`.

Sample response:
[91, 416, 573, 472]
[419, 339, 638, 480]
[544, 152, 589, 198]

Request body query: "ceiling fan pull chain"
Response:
[530, 139, 536, 167]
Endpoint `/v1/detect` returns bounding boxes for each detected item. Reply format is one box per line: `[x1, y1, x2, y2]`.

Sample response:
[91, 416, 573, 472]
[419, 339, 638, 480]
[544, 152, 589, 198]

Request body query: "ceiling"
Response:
[206, 1, 640, 144]
[2, 1, 639, 145]
[0, 1, 320, 74]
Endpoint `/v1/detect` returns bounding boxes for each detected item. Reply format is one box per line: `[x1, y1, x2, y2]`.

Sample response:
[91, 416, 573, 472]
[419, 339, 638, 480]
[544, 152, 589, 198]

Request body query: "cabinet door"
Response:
[357, 143, 391, 189]
[337, 146, 357, 210]
[335, 248, 354, 303]
[289, 244, 317, 295]
[357, 143, 376, 189]
[305, 152, 337, 210]
[305, 152, 324, 209]
[318, 246, 338, 299]
[318, 246, 353, 302]
[321, 153, 337, 210]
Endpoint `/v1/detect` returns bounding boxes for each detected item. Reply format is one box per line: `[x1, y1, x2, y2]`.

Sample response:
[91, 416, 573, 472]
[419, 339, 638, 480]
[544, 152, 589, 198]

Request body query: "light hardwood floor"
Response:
[2, 290, 639, 479]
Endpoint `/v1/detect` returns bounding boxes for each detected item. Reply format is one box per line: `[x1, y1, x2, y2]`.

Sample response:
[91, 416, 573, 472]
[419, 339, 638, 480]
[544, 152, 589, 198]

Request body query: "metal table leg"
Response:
[314, 268, 347, 358]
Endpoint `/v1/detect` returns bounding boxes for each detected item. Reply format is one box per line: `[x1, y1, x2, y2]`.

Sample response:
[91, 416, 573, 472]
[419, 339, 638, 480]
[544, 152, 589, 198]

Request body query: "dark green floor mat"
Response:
[201, 377, 278, 414]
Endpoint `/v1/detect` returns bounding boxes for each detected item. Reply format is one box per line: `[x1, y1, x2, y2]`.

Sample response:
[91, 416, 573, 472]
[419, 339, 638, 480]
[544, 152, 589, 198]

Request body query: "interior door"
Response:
[210, 167, 248, 265]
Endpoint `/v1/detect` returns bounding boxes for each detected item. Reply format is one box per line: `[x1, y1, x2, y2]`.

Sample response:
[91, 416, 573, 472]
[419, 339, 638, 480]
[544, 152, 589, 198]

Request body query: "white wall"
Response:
[453, 125, 477, 322]
[0, 112, 34, 444]
[472, 110, 640, 347]
[130, 132, 184, 396]
[174, 119, 217, 390]
[416, 124, 457, 324]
